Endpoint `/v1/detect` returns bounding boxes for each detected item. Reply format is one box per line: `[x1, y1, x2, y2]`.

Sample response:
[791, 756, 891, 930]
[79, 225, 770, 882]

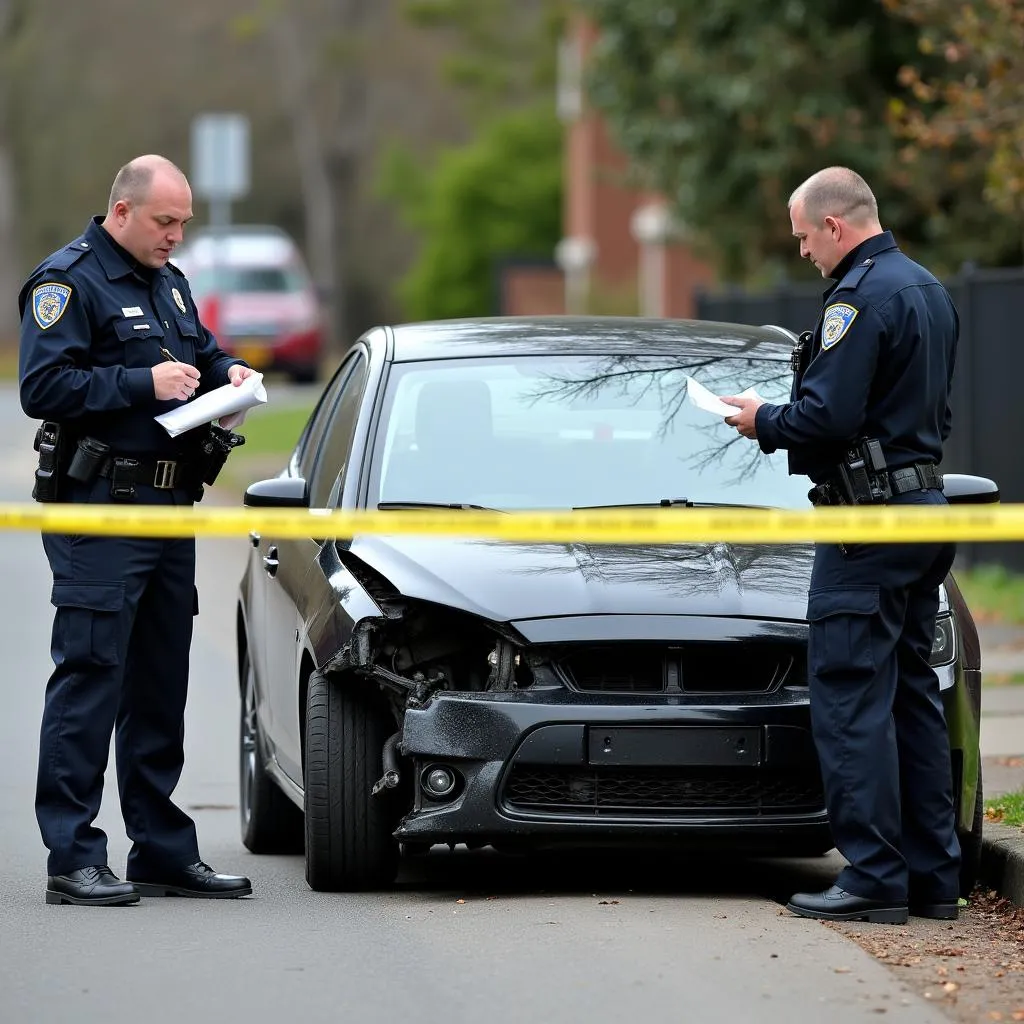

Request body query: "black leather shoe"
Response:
[129, 861, 252, 899]
[909, 899, 959, 920]
[45, 866, 140, 906]
[786, 884, 908, 923]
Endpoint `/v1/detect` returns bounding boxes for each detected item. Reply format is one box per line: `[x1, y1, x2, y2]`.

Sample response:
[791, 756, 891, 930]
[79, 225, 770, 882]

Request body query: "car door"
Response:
[262, 350, 370, 783]
[248, 360, 348, 762]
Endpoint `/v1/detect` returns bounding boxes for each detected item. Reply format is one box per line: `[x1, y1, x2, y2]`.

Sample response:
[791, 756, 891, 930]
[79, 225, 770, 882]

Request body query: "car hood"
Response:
[347, 535, 814, 625]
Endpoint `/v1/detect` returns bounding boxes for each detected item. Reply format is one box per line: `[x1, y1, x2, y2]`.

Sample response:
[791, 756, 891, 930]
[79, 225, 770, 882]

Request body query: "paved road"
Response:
[0, 385, 962, 1023]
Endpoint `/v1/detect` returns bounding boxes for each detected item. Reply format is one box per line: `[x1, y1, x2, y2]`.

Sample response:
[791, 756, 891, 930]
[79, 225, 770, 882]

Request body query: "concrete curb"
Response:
[979, 822, 1024, 906]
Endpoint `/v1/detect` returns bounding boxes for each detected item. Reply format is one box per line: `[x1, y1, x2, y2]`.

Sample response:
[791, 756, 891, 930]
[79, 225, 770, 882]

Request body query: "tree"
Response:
[379, 103, 562, 320]
[403, 0, 561, 117]
[883, 0, 1024, 240]
[580, 0, 1018, 279]
[376, 0, 565, 320]
[232, 0, 381, 352]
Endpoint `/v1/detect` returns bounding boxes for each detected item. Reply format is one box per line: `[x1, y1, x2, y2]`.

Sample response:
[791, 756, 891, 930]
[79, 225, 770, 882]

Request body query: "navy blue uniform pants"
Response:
[807, 487, 959, 902]
[36, 481, 200, 877]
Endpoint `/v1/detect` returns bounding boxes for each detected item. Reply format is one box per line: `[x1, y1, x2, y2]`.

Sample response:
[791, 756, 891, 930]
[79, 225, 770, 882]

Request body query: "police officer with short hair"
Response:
[20, 154, 254, 905]
[724, 166, 960, 925]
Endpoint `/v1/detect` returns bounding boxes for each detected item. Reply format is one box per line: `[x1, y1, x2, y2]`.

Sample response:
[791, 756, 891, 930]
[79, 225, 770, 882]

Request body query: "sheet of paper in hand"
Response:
[155, 372, 268, 438]
[685, 376, 763, 418]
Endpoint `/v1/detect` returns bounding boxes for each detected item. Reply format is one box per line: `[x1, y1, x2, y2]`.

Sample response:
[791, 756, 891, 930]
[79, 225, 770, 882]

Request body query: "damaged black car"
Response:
[237, 316, 994, 892]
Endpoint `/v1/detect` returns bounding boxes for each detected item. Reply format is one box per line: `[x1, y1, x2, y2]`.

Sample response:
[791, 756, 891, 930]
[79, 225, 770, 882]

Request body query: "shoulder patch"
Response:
[821, 303, 859, 350]
[32, 283, 73, 330]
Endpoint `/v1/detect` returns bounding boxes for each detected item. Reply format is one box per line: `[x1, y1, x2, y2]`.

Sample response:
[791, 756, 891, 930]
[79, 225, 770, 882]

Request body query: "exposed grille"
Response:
[559, 643, 804, 695]
[503, 765, 824, 817]
[560, 646, 665, 692]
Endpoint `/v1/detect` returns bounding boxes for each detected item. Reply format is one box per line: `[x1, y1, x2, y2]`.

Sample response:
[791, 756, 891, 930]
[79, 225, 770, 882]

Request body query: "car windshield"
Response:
[369, 353, 812, 510]
[187, 264, 308, 297]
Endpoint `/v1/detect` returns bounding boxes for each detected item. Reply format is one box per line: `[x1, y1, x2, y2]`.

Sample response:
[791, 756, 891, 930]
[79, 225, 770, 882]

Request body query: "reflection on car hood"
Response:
[348, 535, 814, 624]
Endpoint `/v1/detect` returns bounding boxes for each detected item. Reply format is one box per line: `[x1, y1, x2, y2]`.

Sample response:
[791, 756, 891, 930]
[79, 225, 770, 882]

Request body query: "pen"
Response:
[159, 347, 179, 363]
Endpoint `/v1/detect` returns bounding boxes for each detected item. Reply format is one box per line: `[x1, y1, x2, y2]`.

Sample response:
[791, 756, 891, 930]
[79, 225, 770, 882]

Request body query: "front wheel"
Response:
[303, 670, 400, 891]
[239, 649, 304, 854]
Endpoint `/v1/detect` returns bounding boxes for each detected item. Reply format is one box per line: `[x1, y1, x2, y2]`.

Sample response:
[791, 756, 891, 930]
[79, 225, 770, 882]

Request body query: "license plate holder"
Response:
[233, 341, 272, 369]
[587, 726, 761, 767]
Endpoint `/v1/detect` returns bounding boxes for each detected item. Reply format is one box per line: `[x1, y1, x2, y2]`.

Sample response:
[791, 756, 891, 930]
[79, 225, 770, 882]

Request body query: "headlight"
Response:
[929, 614, 957, 667]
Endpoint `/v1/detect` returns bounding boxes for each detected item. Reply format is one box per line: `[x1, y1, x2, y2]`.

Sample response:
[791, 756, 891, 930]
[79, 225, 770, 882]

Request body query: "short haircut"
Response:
[107, 156, 185, 212]
[789, 167, 878, 225]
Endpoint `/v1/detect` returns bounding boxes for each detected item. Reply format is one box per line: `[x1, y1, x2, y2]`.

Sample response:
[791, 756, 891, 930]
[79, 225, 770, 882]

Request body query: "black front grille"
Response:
[503, 765, 824, 817]
[559, 643, 804, 695]
[560, 646, 666, 692]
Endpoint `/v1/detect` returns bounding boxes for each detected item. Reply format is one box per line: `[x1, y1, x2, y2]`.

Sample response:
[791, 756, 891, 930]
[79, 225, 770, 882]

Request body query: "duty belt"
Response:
[98, 455, 194, 490]
[808, 462, 943, 507]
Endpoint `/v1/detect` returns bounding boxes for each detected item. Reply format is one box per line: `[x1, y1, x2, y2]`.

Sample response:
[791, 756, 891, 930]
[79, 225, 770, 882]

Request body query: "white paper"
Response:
[685, 376, 763, 418]
[155, 372, 268, 438]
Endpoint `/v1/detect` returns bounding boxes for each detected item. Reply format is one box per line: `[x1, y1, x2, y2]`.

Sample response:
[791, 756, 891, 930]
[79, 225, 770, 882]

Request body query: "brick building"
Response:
[500, 15, 716, 317]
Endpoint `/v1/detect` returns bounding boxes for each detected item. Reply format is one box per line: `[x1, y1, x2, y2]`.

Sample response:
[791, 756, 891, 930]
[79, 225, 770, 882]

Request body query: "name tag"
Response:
[122, 306, 144, 317]
[132, 323, 152, 330]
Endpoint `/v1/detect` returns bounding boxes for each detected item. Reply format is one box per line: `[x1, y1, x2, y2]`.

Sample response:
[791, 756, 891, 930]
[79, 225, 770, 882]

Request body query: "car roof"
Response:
[172, 228, 302, 269]
[384, 316, 795, 363]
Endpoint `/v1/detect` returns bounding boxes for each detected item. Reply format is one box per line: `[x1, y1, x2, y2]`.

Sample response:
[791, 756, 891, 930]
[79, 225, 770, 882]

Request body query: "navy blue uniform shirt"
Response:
[18, 216, 242, 457]
[755, 231, 959, 483]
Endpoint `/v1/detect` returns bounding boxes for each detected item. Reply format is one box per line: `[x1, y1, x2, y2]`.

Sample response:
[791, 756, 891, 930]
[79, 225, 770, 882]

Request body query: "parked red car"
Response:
[172, 225, 324, 383]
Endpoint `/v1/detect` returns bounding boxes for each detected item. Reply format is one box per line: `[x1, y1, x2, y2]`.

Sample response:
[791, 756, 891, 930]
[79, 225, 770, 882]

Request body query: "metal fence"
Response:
[696, 265, 1024, 570]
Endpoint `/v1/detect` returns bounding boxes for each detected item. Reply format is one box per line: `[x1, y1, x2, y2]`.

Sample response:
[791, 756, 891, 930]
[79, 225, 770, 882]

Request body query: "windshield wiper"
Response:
[573, 499, 694, 510]
[572, 500, 774, 511]
[377, 501, 506, 513]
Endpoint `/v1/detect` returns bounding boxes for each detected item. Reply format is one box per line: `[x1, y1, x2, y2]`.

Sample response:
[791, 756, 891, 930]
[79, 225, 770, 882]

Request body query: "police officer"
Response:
[20, 155, 254, 905]
[724, 166, 960, 924]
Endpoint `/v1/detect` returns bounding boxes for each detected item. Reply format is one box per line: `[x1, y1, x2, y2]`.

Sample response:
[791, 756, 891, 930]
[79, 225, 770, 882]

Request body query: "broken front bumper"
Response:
[394, 687, 832, 853]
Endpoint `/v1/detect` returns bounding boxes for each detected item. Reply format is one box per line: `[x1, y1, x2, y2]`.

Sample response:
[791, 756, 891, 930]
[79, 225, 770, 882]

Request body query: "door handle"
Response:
[249, 531, 260, 548]
[262, 545, 280, 577]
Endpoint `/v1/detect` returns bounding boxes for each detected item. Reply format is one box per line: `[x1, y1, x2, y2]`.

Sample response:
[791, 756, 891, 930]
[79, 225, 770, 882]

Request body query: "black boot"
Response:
[45, 866, 140, 906]
[129, 861, 252, 899]
[787, 884, 908, 923]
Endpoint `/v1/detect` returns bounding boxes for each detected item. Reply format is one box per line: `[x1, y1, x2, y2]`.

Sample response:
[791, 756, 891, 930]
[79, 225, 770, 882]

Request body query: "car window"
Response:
[307, 353, 369, 507]
[188, 264, 308, 298]
[369, 354, 810, 510]
[297, 354, 361, 480]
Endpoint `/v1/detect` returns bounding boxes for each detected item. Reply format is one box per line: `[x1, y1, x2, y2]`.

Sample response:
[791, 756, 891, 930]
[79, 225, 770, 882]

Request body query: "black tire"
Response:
[239, 649, 304, 854]
[303, 670, 400, 891]
[958, 766, 984, 898]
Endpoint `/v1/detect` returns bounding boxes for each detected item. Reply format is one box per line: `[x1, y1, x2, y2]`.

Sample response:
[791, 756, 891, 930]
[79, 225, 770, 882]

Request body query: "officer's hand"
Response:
[722, 395, 763, 439]
[227, 364, 256, 387]
[152, 361, 201, 402]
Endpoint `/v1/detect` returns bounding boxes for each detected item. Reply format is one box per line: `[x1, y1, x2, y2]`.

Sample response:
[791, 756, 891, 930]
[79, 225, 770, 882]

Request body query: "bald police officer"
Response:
[724, 166, 960, 925]
[20, 155, 254, 905]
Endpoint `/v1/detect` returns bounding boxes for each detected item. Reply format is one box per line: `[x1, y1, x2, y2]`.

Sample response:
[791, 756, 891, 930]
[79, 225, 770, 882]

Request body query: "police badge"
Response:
[821, 303, 859, 350]
[171, 288, 187, 315]
[31, 283, 73, 331]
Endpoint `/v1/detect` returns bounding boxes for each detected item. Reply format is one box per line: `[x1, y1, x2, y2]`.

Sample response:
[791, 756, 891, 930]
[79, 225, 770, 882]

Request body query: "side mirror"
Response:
[942, 473, 1000, 505]
[244, 476, 309, 508]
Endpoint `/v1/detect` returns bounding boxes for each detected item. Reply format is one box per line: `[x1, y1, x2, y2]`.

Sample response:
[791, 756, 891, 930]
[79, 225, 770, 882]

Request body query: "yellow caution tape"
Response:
[0, 502, 1019, 544]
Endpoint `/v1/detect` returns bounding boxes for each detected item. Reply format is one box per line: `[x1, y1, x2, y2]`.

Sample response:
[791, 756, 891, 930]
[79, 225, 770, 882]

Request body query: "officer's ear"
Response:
[823, 215, 842, 240]
[112, 199, 131, 226]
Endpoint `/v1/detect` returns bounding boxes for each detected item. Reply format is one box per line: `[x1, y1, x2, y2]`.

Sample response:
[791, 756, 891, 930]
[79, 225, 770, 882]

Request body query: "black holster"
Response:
[67, 436, 111, 485]
[32, 421, 65, 502]
[808, 440, 892, 507]
[196, 424, 246, 486]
